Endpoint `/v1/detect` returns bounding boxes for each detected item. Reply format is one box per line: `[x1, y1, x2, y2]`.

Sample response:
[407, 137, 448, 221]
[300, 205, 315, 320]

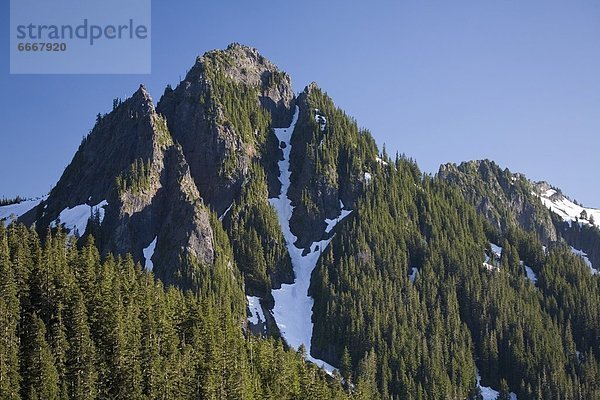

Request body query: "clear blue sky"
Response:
[2, 1, 599, 205]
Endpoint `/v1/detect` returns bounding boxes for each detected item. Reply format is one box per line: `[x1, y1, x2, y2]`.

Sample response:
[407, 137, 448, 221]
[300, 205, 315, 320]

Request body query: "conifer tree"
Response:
[0, 225, 21, 399]
[496, 378, 511, 400]
[21, 312, 60, 400]
[64, 287, 97, 400]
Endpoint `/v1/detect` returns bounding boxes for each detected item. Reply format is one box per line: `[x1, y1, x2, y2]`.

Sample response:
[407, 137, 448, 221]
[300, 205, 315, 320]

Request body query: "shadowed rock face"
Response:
[39, 85, 158, 225]
[157, 43, 294, 215]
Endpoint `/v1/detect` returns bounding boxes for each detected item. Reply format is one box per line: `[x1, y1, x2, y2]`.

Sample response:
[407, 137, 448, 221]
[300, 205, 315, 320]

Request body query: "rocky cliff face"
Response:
[38, 85, 158, 224]
[17, 44, 299, 295]
[25, 85, 217, 288]
[438, 160, 557, 243]
[157, 43, 294, 215]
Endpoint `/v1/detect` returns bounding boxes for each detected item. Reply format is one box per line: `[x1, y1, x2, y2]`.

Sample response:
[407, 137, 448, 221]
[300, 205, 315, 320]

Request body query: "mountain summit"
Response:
[1, 44, 599, 399]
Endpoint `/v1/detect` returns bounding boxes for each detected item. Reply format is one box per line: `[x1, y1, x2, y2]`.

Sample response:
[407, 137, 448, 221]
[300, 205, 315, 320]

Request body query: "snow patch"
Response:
[483, 243, 502, 271]
[364, 172, 372, 182]
[314, 108, 327, 131]
[375, 156, 388, 166]
[409, 267, 418, 283]
[246, 296, 265, 325]
[537, 190, 600, 228]
[143, 236, 157, 272]
[0, 197, 46, 226]
[570, 247, 598, 275]
[324, 203, 353, 234]
[269, 106, 336, 373]
[490, 243, 503, 258]
[524, 265, 538, 284]
[52, 200, 108, 236]
[477, 370, 517, 400]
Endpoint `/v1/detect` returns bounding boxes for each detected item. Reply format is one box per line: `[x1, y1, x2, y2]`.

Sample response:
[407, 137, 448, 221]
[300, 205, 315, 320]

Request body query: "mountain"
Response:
[534, 181, 600, 226]
[1, 44, 600, 399]
[438, 160, 600, 273]
[16, 86, 224, 292]
[157, 43, 294, 214]
[438, 160, 557, 243]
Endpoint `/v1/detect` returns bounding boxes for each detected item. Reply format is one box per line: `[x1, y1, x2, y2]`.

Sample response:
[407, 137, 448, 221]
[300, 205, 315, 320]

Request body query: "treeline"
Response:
[0, 196, 26, 206]
[0, 223, 349, 400]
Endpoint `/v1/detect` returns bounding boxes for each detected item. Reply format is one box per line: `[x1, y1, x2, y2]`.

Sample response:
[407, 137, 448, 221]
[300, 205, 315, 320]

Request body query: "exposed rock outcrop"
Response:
[438, 160, 557, 243]
[157, 43, 294, 214]
[27, 85, 217, 287]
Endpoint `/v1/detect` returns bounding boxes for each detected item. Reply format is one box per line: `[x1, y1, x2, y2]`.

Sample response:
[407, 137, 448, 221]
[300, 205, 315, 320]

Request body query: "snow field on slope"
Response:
[477, 370, 517, 400]
[268, 106, 352, 373]
[52, 200, 108, 235]
[524, 265, 538, 284]
[0, 196, 47, 226]
[570, 246, 598, 275]
[538, 189, 600, 228]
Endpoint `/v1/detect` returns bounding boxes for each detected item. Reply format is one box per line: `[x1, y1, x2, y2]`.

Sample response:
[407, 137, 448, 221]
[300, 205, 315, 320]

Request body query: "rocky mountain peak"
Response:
[439, 159, 557, 243]
[33, 86, 167, 224]
[130, 84, 154, 109]
[157, 44, 295, 214]
[305, 81, 321, 93]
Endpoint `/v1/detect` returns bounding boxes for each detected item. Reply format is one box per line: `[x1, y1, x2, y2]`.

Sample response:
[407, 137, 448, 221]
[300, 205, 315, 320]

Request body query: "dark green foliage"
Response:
[468, 380, 483, 400]
[311, 158, 483, 399]
[0, 196, 25, 206]
[201, 52, 273, 178]
[288, 86, 379, 247]
[0, 224, 21, 399]
[496, 379, 511, 400]
[0, 224, 348, 399]
[310, 154, 600, 399]
[536, 245, 600, 361]
[21, 312, 60, 400]
[555, 215, 600, 273]
[438, 160, 556, 243]
[115, 158, 152, 195]
[223, 163, 292, 297]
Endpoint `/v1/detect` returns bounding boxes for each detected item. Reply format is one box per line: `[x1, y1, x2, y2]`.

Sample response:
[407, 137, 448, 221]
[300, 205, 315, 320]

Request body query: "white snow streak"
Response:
[409, 267, 418, 283]
[246, 296, 265, 325]
[324, 201, 353, 234]
[269, 106, 338, 373]
[143, 236, 157, 272]
[524, 265, 538, 284]
[218, 203, 233, 221]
